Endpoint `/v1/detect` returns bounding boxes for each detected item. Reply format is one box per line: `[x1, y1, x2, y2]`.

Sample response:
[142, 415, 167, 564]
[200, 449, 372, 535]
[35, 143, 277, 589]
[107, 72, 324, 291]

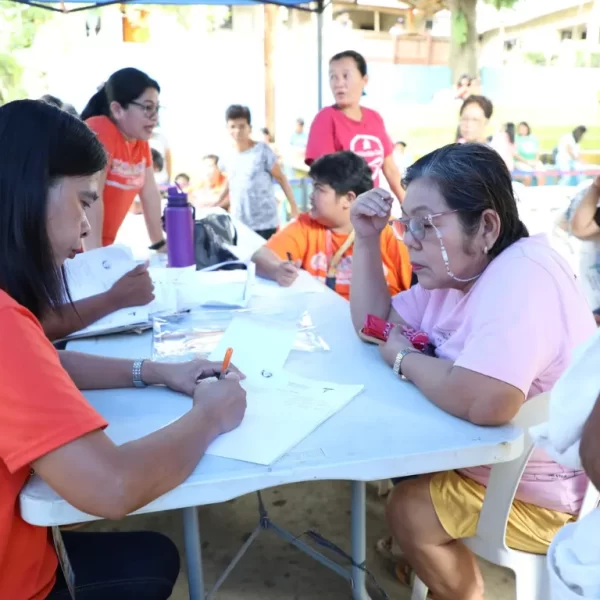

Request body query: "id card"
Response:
[52, 526, 76, 599]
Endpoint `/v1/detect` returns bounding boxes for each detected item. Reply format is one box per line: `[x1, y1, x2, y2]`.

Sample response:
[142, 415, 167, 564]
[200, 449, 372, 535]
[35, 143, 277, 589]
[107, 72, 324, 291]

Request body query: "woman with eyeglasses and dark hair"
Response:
[348, 143, 595, 598]
[0, 100, 246, 599]
[456, 95, 494, 144]
[305, 50, 405, 203]
[81, 67, 165, 251]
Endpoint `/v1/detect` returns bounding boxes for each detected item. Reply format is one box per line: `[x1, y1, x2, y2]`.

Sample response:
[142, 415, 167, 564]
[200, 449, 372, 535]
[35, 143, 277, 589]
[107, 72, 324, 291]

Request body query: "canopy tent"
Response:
[9, 0, 328, 109]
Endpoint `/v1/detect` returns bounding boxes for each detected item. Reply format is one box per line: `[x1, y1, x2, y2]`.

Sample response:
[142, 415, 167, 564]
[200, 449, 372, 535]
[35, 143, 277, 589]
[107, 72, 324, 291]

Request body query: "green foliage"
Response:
[0, 2, 55, 103]
[0, 1, 55, 51]
[523, 52, 547, 66]
[483, 0, 520, 9]
[451, 10, 468, 46]
[0, 53, 23, 103]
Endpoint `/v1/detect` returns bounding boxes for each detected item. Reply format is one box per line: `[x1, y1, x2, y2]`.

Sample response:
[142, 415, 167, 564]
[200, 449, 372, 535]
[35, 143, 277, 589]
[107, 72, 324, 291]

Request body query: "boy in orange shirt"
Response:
[252, 151, 412, 300]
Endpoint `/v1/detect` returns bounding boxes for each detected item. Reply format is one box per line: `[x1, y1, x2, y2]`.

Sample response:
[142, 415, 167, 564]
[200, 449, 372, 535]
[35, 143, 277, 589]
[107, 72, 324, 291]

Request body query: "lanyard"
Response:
[325, 229, 355, 289]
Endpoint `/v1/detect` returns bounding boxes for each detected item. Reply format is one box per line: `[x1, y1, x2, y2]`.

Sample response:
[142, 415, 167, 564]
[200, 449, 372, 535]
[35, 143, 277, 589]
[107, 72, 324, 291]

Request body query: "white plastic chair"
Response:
[411, 392, 600, 600]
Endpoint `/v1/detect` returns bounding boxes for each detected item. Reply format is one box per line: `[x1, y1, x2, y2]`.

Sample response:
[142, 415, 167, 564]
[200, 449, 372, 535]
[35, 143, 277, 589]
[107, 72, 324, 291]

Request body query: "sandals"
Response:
[375, 536, 434, 599]
[375, 535, 404, 562]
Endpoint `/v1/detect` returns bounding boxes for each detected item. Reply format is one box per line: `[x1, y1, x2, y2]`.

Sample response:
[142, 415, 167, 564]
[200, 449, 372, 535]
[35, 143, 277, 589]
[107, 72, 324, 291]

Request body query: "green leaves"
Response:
[0, 1, 54, 103]
[451, 9, 468, 46]
[483, 0, 520, 9]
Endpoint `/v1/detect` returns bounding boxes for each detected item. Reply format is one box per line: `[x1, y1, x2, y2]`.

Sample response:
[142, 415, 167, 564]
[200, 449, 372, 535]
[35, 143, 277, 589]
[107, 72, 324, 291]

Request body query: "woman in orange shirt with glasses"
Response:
[81, 67, 166, 251]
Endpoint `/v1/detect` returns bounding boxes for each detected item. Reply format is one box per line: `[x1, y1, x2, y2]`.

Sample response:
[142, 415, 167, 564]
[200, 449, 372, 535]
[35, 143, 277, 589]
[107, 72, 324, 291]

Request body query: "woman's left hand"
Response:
[379, 326, 413, 367]
[153, 359, 245, 397]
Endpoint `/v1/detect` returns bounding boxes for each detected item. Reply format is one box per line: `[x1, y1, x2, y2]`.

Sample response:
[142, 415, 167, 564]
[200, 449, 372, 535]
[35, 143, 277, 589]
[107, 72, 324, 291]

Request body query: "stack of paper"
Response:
[205, 315, 362, 465]
[63, 246, 255, 339]
[64, 245, 152, 339]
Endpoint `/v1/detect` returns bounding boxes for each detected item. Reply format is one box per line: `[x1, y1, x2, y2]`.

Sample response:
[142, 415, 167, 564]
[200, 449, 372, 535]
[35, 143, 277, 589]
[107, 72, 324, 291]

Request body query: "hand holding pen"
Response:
[275, 252, 301, 287]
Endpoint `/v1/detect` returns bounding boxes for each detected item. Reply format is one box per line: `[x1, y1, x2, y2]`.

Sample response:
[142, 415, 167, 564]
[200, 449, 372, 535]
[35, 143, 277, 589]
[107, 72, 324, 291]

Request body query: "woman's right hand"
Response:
[193, 373, 247, 435]
[350, 188, 393, 239]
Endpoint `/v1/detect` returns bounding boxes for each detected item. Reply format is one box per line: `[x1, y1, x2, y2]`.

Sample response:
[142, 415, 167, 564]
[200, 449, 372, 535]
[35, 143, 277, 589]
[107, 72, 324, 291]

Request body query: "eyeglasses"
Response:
[130, 101, 161, 119]
[389, 211, 458, 242]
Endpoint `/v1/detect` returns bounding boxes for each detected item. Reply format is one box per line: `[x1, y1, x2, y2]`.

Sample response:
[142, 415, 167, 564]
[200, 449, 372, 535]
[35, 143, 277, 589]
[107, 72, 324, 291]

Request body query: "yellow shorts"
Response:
[430, 470, 576, 554]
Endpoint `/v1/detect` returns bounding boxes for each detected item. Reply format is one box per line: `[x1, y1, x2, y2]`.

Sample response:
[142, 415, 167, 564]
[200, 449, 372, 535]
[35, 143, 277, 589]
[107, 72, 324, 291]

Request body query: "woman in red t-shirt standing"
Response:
[305, 50, 404, 203]
[81, 68, 166, 251]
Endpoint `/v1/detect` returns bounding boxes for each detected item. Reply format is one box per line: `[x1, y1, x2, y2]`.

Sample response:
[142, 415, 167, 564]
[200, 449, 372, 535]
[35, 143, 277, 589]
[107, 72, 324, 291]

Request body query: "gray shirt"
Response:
[221, 142, 278, 231]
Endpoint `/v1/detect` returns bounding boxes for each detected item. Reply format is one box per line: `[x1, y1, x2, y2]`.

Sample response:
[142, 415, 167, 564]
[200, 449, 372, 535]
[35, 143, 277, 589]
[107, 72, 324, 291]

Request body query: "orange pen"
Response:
[219, 347, 234, 380]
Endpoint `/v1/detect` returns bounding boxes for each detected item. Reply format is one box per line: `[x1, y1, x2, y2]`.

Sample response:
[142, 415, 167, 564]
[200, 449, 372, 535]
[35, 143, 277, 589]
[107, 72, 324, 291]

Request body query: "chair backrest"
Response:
[473, 392, 550, 550]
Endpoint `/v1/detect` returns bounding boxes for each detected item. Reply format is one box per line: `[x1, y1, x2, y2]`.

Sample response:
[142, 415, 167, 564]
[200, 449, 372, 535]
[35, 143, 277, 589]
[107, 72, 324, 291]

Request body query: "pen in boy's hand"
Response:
[219, 347, 234, 380]
[286, 252, 293, 262]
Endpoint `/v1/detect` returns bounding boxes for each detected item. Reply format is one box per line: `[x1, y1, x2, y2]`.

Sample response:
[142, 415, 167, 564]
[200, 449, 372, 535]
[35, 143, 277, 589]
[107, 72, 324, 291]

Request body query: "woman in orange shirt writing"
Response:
[0, 100, 246, 599]
[81, 67, 166, 251]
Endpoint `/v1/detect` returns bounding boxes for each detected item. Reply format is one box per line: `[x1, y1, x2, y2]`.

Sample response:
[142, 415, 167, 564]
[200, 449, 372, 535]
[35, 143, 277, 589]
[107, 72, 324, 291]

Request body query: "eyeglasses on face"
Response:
[130, 101, 161, 119]
[389, 210, 458, 241]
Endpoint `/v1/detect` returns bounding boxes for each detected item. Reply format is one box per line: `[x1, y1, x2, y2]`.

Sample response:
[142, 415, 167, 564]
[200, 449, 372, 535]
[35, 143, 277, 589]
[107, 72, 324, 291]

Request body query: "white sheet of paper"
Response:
[64, 245, 136, 301]
[150, 265, 254, 312]
[208, 313, 296, 374]
[63, 246, 153, 339]
[253, 270, 325, 297]
[206, 372, 363, 465]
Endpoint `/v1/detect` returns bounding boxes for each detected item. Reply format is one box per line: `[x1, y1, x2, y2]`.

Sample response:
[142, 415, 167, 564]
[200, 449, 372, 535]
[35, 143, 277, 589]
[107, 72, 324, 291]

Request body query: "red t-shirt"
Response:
[0, 290, 107, 599]
[305, 106, 394, 187]
[86, 116, 152, 247]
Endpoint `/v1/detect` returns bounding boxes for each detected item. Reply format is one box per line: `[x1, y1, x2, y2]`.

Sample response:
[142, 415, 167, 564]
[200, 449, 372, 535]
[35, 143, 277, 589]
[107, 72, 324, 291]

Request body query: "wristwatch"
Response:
[132, 359, 147, 388]
[149, 239, 166, 251]
[393, 348, 421, 380]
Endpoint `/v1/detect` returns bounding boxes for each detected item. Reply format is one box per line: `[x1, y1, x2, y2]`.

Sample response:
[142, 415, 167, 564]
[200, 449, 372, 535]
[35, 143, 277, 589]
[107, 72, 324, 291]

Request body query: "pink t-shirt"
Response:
[305, 105, 394, 187]
[392, 234, 596, 514]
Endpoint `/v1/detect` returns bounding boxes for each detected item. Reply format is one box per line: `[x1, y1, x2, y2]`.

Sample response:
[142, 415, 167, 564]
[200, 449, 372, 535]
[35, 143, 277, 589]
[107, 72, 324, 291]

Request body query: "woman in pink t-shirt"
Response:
[349, 143, 595, 599]
[305, 50, 404, 203]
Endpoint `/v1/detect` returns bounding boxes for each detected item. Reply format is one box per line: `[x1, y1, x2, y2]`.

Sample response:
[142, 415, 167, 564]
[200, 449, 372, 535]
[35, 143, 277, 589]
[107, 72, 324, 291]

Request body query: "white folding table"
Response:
[21, 285, 523, 599]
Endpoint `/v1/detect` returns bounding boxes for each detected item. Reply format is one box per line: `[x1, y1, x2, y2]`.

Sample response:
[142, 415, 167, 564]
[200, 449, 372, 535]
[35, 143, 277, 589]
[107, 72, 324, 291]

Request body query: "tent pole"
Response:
[317, 0, 324, 110]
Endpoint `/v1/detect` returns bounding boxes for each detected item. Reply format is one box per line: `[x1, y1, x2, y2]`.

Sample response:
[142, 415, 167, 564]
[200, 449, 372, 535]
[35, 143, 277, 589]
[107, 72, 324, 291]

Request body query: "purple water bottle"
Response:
[164, 185, 195, 268]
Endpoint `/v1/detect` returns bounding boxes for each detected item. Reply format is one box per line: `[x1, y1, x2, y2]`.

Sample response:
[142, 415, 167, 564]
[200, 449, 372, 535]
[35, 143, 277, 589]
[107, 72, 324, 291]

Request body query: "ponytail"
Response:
[81, 68, 159, 122]
[81, 86, 110, 121]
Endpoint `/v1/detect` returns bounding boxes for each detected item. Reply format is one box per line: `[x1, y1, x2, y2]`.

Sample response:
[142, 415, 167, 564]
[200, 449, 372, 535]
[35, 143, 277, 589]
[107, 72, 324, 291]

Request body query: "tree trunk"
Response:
[448, 0, 478, 83]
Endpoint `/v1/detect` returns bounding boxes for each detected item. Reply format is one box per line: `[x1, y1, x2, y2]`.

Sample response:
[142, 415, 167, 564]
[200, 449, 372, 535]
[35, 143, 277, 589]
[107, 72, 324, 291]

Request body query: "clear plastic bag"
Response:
[152, 301, 329, 363]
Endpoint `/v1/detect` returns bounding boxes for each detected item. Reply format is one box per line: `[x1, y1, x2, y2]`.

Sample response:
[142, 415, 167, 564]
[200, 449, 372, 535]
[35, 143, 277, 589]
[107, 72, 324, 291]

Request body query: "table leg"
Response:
[183, 507, 205, 600]
[351, 481, 372, 600]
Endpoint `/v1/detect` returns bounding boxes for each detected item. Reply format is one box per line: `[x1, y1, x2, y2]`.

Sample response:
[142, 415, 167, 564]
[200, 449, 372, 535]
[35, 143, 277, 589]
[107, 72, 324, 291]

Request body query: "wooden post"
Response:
[264, 4, 277, 138]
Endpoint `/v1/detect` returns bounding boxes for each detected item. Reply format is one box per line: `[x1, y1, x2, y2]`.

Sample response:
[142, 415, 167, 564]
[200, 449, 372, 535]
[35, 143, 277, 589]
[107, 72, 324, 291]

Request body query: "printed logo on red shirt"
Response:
[349, 135, 385, 182]
[108, 158, 147, 191]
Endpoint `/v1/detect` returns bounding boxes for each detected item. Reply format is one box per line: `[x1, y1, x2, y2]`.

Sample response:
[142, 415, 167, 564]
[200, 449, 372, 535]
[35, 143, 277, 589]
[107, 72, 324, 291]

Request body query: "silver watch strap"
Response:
[393, 348, 420, 379]
[132, 359, 147, 388]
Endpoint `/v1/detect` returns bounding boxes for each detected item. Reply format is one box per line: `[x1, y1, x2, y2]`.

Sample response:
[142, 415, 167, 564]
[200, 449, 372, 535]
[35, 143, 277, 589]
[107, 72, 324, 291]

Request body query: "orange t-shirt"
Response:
[86, 116, 152, 247]
[267, 214, 412, 300]
[0, 291, 107, 599]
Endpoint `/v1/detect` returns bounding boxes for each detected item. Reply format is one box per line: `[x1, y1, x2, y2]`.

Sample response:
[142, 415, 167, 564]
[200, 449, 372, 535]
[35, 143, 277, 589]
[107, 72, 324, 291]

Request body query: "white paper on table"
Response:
[206, 372, 364, 465]
[208, 312, 297, 374]
[150, 264, 254, 311]
[253, 270, 325, 297]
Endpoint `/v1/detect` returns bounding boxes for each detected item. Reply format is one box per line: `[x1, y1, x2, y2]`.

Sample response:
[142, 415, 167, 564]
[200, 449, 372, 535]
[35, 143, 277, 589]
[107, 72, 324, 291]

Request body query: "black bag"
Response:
[194, 214, 244, 271]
